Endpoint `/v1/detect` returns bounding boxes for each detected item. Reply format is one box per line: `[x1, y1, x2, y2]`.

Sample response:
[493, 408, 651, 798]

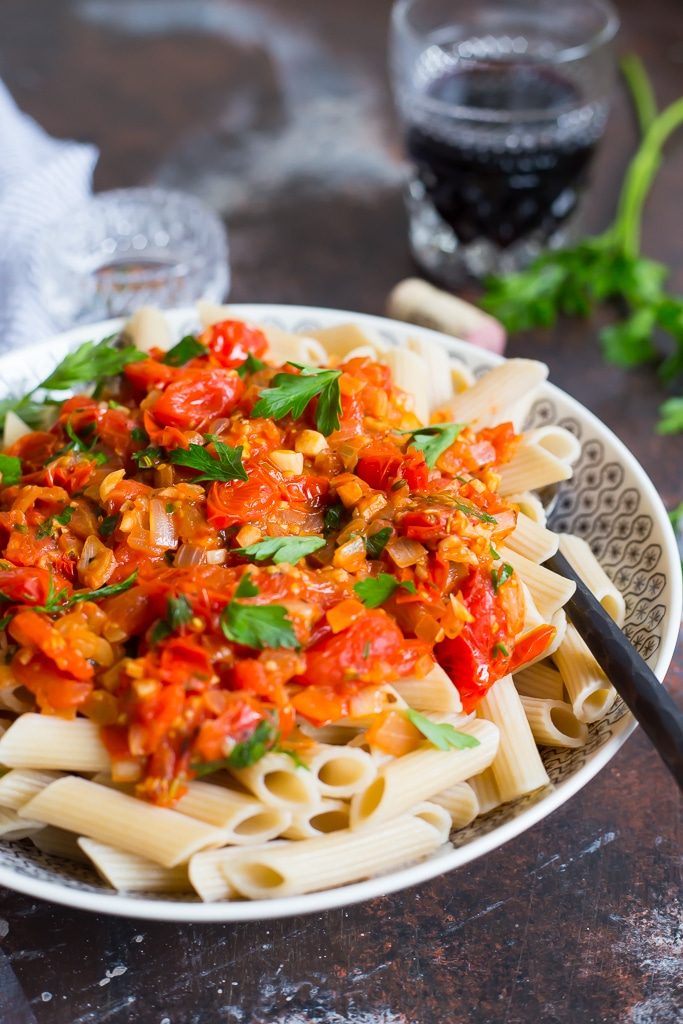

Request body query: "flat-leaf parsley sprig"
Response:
[251, 362, 342, 435]
[168, 435, 248, 483]
[220, 574, 300, 651]
[481, 56, 683, 434]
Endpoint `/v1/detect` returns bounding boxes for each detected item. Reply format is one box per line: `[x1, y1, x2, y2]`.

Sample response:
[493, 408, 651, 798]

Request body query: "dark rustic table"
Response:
[0, 2, 681, 1022]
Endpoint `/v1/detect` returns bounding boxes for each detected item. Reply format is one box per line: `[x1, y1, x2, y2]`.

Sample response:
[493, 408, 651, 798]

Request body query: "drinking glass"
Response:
[389, 0, 619, 282]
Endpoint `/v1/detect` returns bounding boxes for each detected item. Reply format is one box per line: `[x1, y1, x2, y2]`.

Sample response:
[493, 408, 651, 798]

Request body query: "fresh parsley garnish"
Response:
[31, 570, 139, 614]
[0, 397, 49, 433]
[36, 507, 73, 540]
[40, 335, 145, 391]
[220, 575, 299, 650]
[132, 446, 165, 469]
[162, 335, 208, 367]
[402, 422, 465, 468]
[193, 718, 278, 775]
[491, 562, 514, 592]
[234, 535, 325, 565]
[168, 436, 248, 483]
[354, 574, 416, 608]
[323, 502, 346, 536]
[365, 527, 392, 559]
[236, 353, 267, 378]
[455, 500, 497, 525]
[405, 709, 480, 751]
[490, 544, 501, 560]
[0, 455, 22, 486]
[251, 363, 342, 435]
[150, 594, 193, 644]
[492, 642, 510, 658]
[131, 426, 148, 443]
[481, 55, 683, 435]
[99, 514, 119, 538]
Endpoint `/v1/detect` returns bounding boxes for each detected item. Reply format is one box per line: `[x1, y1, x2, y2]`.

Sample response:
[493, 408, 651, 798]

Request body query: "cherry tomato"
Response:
[355, 441, 403, 490]
[507, 624, 557, 674]
[6, 432, 60, 470]
[9, 610, 94, 680]
[12, 654, 92, 714]
[124, 358, 180, 393]
[200, 320, 268, 369]
[207, 467, 278, 529]
[152, 369, 244, 430]
[434, 569, 514, 712]
[193, 698, 266, 763]
[0, 566, 69, 606]
[280, 474, 330, 511]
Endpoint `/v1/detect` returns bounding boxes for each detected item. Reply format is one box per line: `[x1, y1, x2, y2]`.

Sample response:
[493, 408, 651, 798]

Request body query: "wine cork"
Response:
[386, 278, 506, 354]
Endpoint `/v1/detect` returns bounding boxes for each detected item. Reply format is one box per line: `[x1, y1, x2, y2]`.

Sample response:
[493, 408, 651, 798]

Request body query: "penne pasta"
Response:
[443, 358, 548, 429]
[217, 811, 446, 900]
[380, 346, 430, 424]
[79, 838, 191, 893]
[519, 697, 589, 749]
[553, 623, 617, 723]
[308, 322, 388, 358]
[514, 662, 565, 702]
[500, 548, 576, 620]
[297, 743, 377, 799]
[230, 752, 322, 810]
[406, 334, 455, 412]
[283, 799, 351, 840]
[0, 807, 44, 841]
[430, 782, 480, 829]
[174, 779, 292, 844]
[31, 826, 90, 863]
[467, 768, 501, 815]
[19, 778, 225, 868]
[189, 843, 287, 903]
[525, 426, 581, 465]
[349, 719, 499, 830]
[506, 513, 559, 564]
[0, 715, 110, 772]
[392, 662, 462, 715]
[125, 306, 172, 354]
[477, 675, 550, 803]
[497, 442, 573, 495]
[507, 490, 547, 526]
[0, 769, 64, 811]
[559, 534, 626, 626]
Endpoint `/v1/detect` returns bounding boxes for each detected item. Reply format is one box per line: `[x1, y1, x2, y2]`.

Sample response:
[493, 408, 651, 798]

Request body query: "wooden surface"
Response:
[0, 1, 681, 1021]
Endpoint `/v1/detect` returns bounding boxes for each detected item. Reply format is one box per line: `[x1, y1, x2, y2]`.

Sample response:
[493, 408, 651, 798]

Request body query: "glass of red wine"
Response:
[390, 0, 619, 283]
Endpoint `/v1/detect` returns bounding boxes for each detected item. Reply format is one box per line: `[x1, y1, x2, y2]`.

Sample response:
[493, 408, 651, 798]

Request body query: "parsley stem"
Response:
[620, 54, 658, 136]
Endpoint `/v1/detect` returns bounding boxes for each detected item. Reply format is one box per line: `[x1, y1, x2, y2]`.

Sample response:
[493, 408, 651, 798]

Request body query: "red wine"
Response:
[406, 65, 599, 249]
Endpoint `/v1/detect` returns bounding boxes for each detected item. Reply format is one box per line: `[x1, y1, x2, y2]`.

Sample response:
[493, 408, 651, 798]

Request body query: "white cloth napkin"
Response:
[0, 80, 98, 355]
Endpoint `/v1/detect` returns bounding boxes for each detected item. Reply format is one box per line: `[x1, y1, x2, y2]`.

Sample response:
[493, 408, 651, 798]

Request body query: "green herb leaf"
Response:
[455, 500, 497, 525]
[221, 598, 299, 651]
[168, 437, 248, 482]
[99, 514, 119, 538]
[236, 353, 267, 378]
[36, 507, 73, 539]
[405, 709, 480, 751]
[492, 642, 510, 658]
[657, 397, 683, 435]
[132, 446, 165, 469]
[131, 426, 149, 443]
[354, 573, 416, 608]
[67, 570, 139, 607]
[162, 335, 208, 367]
[491, 562, 514, 592]
[234, 535, 326, 565]
[402, 422, 465, 468]
[235, 574, 259, 599]
[0, 614, 12, 631]
[323, 502, 346, 536]
[0, 454, 22, 486]
[40, 335, 145, 391]
[150, 594, 194, 644]
[490, 544, 501, 560]
[193, 719, 278, 775]
[669, 501, 683, 531]
[365, 526, 392, 559]
[0, 397, 50, 432]
[251, 363, 342, 435]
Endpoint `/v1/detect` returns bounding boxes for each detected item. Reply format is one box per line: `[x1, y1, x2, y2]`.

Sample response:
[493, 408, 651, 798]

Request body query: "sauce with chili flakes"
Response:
[0, 318, 550, 804]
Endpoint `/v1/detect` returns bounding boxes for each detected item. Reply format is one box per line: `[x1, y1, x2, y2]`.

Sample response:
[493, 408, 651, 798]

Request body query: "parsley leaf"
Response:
[0, 397, 50, 432]
[193, 719, 278, 775]
[365, 527, 392, 559]
[402, 422, 465, 468]
[354, 574, 416, 608]
[31, 570, 140, 615]
[323, 502, 346, 536]
[251, 363, 342, 435]
[36, 507, 73, 539]
[405, 709, 480, 751]
[99, 514, 119, 538]
[168, 436, 248, 482]
[236, 353, 267, 378]
[132, 446, 165, 469]
[221, 576, 299, 650]
[162, 335, 208, 367]
[491, 562, 514, 592]
[150, 594, 194, 645]
[0, 455, 22, 486]
[657, 398, 683, 435]
[669, 500, 683, 531]
[40, 335, 145, 391]
[234, 535, 325, 564]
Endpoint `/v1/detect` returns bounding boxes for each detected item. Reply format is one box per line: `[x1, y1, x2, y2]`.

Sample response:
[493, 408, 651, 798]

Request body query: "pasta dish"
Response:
[0, 303, 625, 900]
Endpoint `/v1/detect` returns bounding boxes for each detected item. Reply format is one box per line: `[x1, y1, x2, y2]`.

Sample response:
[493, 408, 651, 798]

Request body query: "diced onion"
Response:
[174, 543, 207, 567]
[205, 549, 228, 564]
[149, 498, 178, 550]
[386, 536, 426, 567]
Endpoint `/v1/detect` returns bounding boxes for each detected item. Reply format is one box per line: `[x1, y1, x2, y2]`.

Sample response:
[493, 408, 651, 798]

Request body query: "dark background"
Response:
[0, 1, 681, 1022]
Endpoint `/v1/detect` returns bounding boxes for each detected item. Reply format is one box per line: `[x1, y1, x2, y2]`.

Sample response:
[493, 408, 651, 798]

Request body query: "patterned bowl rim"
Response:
[0, 303, 679, 922]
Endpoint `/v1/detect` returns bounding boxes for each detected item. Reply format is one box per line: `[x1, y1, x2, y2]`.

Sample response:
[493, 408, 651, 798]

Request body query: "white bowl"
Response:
[0, 304, 679, 921]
